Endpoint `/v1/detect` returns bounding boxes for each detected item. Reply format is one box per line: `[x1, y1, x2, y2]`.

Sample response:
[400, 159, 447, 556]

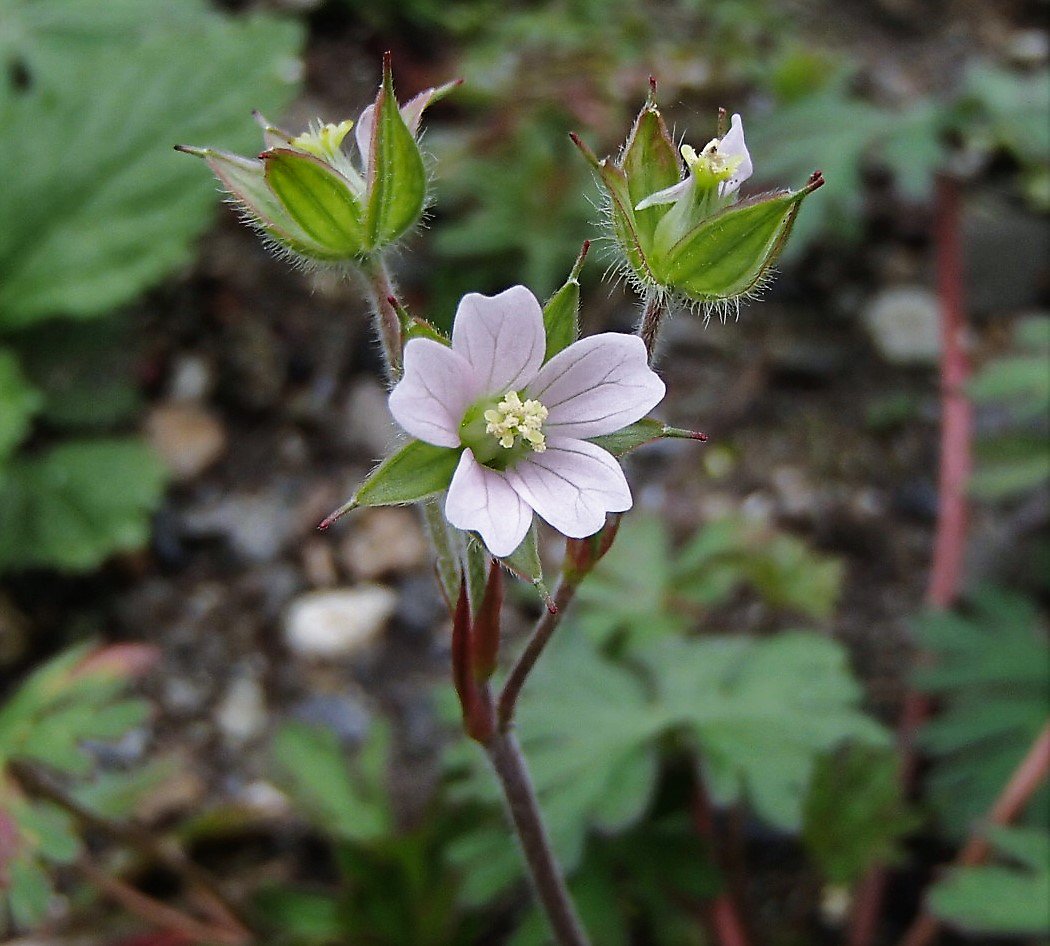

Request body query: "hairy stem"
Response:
[484, 732, 592, 946]
[638, 292, 667, 362]
[497, 576, 579, 730]
[897, 722, 1050, 946]
[359, 256, 403, 380]
[849, 174, 972, 946]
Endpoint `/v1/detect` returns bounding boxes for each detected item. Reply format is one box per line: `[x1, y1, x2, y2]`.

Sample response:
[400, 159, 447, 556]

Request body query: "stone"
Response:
[166, 353, 214, 403]
[180, 490, 300, 563]
[340, 507, 428, 580]
[216, 675, 267, 744]
[862, 286, 941, 365]
[291, 692, 372, 745]
[344, 379, 398, 456]
[145, 403, 226, 481]
[284, 586, 398, 658]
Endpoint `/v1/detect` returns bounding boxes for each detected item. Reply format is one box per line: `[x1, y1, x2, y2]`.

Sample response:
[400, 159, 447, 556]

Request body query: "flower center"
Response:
[483, 391, 548, 453]
[681, 140, 743, 188]
[291, 120, 355, 162]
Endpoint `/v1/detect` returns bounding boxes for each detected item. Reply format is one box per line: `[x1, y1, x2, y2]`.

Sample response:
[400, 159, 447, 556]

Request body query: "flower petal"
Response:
[451, 286, 546, 395]
[635, 177, 691, 211]
[526, 333, 665, 438]
[719, 113, 753, 197]
[389, 339, 480, 447]
[506, 438, 632, 539]
[355, 103, 376, 172]
[445, 449, 533, 557]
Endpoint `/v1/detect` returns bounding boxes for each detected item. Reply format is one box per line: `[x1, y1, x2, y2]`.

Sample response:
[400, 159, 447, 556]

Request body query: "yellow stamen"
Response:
[484, 391, 549, 453]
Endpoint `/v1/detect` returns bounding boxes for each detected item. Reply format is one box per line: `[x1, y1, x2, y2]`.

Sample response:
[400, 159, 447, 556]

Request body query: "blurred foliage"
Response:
[0, 0, 303, 572]
[570, 514, 843, 645]
[802, 746, 917, 886]
[914, 587, 1049, 840]
[266, 720, 484, 945]
[0, 643, 155, 931]
[445, 627, 886, 914]
[927, 826, 1050, 936]
[969, 316, 1050, 501]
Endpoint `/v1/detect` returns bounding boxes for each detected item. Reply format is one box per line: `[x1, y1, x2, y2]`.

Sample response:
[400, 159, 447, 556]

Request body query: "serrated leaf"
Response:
[365, 65, 427, 249]
[915, 588, 1050, 839]
[271, 721, 391, 843]
[0, 347, 42, 462]
[263, 149, 365, 256]
[0, 439, 166, 572]
[0, 7, 303, 328]
[927, 828, 1050, 935]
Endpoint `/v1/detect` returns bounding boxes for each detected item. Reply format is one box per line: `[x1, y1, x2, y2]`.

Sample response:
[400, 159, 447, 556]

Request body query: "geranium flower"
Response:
[635, 112, 753, 210]
[389, 287, 665, 556]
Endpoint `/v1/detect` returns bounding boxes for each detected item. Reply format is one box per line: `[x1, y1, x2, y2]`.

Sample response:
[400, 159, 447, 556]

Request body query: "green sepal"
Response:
[541, 242, 589, 360]
[263, 148, 365, 257]
[622, 101, 681, 250]
[498, 522, 552, 606]
[320, 440, 460, 528]
[589, 418, 708, 457]
[177, 147, 343, 261]
[365, 59, 428, 249]
[659, 176, 823, 300]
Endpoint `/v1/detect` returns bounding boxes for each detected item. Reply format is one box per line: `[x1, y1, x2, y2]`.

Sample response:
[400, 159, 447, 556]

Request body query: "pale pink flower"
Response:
[389, 286, 666, 556]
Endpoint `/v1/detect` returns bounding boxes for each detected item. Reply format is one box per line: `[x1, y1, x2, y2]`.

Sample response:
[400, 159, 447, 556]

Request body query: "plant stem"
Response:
[496, 575, 579, 730]
[77, 856, 248, 946]
[359, 256, 403, 380]
[638, 292, 667, 362]
[690, 766, 753, 946]
[849, 174, 972, 946]
[896, 722, 1050, 946]
[10, 761, 249, 939]
[484, 731, 592, 946]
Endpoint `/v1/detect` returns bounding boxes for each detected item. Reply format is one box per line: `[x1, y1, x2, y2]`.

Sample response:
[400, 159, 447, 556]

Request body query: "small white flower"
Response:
[635, 112, 753, 210]
[389, 287, 666, 556]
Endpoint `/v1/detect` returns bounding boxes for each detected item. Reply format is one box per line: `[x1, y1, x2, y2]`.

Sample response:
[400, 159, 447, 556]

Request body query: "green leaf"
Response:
[927, 827, 1050, 935]
[340, 440, 461, 517]
[16, 801, 81, 865]
[915, 588, 1049, 838]
[263, 149, 365, 257]
[541, 245, 587, 361]
[8, 855, 52, 929]
[365, 62, 427, 249]
[254, 887, 345, 942]
[588, 418, 666, 457]
[659, 189, 811, 300]
[271, 721, 392, 843]
[802, 746, 918, 885]
[0, 347, 42, 462]
[0, 7, 303, 328]
[0, 439, 166, 573]
[498, 522, 546, 598]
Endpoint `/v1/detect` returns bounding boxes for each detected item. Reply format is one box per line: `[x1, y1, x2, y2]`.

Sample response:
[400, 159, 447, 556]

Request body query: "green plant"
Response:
[969, 316, 1050, 501]
[264, 720, 482, 946]
[927, 826, 1050, 936]
[915, 587, 1049, 839]
[0, 0, 303, 572]
[0, 643, 156, 930]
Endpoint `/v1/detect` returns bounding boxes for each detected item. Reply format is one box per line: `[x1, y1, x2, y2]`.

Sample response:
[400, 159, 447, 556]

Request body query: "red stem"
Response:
[691, 767, 753, 946]
[849, 175, 972, 946]
[897, 722, 1050, 946]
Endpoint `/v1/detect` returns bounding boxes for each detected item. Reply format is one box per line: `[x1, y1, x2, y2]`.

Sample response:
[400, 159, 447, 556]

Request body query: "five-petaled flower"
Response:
[389, 287, 665, 557]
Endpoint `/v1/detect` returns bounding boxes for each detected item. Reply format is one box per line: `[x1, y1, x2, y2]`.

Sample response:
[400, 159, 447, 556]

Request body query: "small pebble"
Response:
[146, 403, 226, 481]
[284, 586, 398, 658]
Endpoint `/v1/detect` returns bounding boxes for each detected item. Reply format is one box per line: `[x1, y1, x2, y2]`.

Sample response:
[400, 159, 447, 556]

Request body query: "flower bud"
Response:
[177, 55, 458, 265]
[573, 83, 823, 313]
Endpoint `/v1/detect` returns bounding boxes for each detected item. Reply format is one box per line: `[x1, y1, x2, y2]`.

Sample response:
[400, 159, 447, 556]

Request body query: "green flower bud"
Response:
[573, 82, 823, 315]
[177, 55, 458, 265]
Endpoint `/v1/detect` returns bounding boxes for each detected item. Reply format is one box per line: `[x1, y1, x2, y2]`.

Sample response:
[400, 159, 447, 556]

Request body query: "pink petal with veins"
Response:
[526, 333, 664, 438]
[451, 286, 546, 395]
[506, 438, 632, 538]
[389, 339, 480, 447]
[445, 449, 533, 556]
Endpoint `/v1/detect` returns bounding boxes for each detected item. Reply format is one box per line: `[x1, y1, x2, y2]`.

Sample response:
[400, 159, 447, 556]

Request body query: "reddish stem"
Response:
[897, 722, 1050, 946]
[849, 175, 972, 946]
[691, 767, 753, 946]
